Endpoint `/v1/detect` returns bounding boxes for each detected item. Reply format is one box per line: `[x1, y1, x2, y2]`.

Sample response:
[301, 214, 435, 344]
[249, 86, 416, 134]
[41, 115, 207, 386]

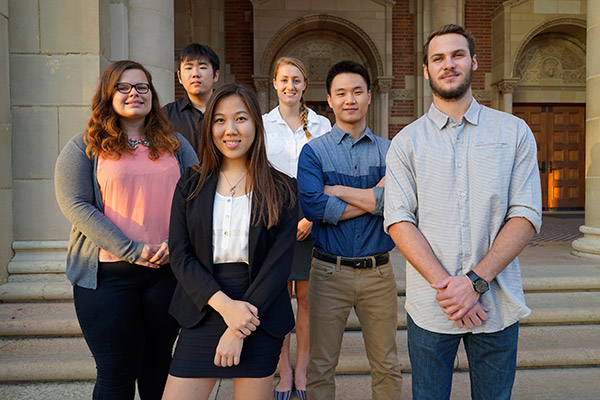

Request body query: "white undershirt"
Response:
[212, 191, 251, 264]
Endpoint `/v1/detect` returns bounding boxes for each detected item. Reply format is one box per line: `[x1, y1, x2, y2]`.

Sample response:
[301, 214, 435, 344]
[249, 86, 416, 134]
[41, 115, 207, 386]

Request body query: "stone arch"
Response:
[260, 13, 384, 78]
[256, 13, 388, 135]
[512, 18, 586, 79]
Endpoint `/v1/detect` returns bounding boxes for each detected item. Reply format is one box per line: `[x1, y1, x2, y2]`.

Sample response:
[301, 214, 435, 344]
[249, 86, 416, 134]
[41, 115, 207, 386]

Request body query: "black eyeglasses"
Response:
[115, 82, 150, 94]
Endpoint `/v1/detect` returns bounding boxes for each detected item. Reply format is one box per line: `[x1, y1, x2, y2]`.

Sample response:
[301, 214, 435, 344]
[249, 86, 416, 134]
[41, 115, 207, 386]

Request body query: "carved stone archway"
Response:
[254, 14, 391, 136]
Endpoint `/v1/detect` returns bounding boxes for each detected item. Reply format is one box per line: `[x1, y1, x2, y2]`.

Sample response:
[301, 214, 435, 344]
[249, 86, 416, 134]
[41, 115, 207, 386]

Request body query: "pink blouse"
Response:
[97, 141, 180, 262]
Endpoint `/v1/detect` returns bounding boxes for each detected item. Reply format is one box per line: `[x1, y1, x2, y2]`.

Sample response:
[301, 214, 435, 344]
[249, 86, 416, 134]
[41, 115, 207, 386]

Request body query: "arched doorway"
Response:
[255, 14, 389, 137]
[511, 22, 586, 210]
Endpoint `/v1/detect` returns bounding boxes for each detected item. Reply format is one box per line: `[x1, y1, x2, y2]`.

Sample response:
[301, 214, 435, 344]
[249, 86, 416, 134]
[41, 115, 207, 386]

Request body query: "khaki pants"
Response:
[306, 256, 402, 400]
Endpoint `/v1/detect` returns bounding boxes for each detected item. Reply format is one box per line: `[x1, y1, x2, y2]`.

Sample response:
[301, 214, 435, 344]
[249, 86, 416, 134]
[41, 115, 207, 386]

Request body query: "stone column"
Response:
[572, 2, 600, 259]
[128, 0, 175, 105]
[377, 77, 393, 138]
[253, 75, 270, 114]
[0, 0, 110, 301]
[0, 0, 12, 284]
[417, 0, 465, 117]
[495, 78, 519, 113]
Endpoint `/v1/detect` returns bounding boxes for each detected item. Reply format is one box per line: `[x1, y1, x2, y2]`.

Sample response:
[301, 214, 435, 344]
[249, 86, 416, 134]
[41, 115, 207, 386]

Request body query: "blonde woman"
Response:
[263, 57, 331, 400]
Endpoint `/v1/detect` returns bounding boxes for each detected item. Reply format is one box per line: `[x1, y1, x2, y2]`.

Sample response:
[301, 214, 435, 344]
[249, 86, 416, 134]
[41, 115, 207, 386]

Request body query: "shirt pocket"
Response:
[265, 130, 286, 157]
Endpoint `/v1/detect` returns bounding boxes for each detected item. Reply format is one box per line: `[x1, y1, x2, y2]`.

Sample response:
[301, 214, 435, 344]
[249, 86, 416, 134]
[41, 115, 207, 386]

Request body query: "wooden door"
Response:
[513, 104, 585, 210]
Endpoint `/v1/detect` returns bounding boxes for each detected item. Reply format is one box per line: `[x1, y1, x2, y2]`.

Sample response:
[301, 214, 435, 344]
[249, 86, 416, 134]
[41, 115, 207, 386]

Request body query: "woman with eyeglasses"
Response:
[55, 60, 198, 400]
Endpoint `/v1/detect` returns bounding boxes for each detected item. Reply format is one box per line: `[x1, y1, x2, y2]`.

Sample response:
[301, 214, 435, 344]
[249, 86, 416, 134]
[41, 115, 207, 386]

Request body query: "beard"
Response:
[428, 66, 473, 100]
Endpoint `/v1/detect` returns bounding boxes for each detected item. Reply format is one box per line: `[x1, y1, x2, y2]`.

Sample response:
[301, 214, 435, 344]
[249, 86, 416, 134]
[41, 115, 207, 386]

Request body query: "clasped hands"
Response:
[432, 276, 489, 329]
[133, 242, 169, 268]
[214, 298, 260, 367]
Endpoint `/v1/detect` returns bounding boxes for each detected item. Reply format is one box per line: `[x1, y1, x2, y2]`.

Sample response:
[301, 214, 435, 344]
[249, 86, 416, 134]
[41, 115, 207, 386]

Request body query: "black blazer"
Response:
[168, 167, 298, 338]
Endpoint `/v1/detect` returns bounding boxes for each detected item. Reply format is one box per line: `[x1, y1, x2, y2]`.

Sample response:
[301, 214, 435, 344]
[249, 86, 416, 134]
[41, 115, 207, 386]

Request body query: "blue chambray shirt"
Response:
[297, 124, 395, 257]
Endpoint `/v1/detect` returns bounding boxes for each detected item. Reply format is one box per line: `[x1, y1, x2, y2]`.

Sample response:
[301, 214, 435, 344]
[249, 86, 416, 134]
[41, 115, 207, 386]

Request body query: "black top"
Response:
[168, 167, 299, 338]
[163, 95, 204, 156]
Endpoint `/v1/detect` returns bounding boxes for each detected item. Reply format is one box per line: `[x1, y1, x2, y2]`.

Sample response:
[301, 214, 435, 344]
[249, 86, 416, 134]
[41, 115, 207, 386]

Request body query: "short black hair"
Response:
[423, 24, 476, 65]
[325, 60, 370, 95]
[177, 43, 220, 75]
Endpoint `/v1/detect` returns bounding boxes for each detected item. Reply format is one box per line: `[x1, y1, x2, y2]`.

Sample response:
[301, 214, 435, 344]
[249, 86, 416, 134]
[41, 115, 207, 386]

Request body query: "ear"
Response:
[367, 90, 372, 105]
[472, 54, 478, 72]
[327, 94, 333, 109]
[213, 70, 220, 83]
[423, 64, 430, 81]
[177, 70, 182, 85]
[273, 78, 277, 90]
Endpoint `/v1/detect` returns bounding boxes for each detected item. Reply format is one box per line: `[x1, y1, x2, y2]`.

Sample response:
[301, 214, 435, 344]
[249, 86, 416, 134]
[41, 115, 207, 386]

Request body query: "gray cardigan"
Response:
[55, 132, 199, 289]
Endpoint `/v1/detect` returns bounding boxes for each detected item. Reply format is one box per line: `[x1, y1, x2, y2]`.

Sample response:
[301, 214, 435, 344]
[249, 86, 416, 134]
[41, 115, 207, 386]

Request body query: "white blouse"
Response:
[212, 192, 251, 264]
[263, 106, 331, 178]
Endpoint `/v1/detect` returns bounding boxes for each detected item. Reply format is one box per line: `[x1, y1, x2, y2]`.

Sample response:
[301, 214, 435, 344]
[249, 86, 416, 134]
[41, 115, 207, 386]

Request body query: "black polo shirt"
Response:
[163, 95, 204, 156]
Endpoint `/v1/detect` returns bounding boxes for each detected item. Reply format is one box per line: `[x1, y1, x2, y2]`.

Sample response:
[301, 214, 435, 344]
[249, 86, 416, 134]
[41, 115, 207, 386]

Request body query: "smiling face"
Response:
[273, 63, 307, 107]
[424, 33, 477, 101]
[178, 57, 219, 98]
[111, 68, 152, 126]
[327, 72, 371, 131]
[212, 94, 256, 163]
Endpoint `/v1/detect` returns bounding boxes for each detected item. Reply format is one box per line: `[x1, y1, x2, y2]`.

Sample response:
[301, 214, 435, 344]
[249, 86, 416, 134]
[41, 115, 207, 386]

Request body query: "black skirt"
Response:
[169, 262, 284, 378]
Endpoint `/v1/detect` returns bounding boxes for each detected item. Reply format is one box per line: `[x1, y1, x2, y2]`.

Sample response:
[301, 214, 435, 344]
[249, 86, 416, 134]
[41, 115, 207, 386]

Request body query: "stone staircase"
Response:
[0, 242, 599, 399]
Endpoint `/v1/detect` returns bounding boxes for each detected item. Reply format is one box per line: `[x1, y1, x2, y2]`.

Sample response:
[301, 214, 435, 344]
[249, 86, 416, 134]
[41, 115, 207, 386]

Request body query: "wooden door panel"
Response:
[513, 104, 585, 210]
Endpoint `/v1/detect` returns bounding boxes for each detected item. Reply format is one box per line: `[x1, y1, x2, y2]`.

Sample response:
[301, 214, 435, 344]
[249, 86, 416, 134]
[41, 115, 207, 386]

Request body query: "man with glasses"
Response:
[163, 44, 220, 155]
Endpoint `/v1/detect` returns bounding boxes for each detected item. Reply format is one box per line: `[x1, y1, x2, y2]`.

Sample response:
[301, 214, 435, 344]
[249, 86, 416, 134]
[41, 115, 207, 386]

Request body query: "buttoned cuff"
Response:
[506, 206, 542, 233]
[323, 196, 347, 225]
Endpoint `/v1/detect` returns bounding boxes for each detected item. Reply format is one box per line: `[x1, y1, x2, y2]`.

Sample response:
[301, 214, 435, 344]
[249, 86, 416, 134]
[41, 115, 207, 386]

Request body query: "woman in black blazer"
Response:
[163, 83, 298, 400]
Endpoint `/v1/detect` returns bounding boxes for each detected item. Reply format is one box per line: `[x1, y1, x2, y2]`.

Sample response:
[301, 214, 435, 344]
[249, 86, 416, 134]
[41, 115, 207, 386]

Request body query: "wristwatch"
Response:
[466, 270, 489, 294]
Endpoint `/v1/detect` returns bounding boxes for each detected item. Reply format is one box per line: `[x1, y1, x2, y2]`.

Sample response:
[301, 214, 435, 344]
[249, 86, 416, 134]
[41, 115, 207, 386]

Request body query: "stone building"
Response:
[0, 0, 598, 300]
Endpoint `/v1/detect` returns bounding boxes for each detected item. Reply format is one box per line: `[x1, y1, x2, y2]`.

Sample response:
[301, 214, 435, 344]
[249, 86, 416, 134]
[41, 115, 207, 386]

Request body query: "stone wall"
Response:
[0, 0, 12, 283]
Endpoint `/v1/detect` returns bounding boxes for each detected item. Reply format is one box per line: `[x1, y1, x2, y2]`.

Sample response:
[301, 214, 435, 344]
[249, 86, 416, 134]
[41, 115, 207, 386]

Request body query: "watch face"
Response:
[474, 279, 489, 294]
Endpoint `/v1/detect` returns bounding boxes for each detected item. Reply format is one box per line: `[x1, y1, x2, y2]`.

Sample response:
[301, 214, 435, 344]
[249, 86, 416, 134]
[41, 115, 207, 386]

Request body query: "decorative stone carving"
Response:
[472, 90, 492, 102]
[390, 89, 415, 100]
[260, 14, 383, 77]
[376, 77, 394, 93]
[252, 75, 270, 91]
[515, 34, 585, 86]
[493, 79, 520, 94]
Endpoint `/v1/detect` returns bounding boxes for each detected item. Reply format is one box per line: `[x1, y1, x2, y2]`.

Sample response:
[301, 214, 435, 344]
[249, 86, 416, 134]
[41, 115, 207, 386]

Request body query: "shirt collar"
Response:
[331, 124, 375, 144]
[427, 97, 481, 129]
[179, 94, 204, 115]
[266, 106, 321, 127]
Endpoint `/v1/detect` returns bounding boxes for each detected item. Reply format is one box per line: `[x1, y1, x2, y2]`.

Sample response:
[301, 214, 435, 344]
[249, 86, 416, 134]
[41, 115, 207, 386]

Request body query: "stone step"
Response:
[2, 367, 599, 400]
[2, 289, 599, 337]
[1, 324, 598, 382]
[210, 367, 600, 399]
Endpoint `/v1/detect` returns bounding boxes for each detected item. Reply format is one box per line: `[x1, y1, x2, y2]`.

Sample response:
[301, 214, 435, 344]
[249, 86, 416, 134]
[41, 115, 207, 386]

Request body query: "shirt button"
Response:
[457, 162, 463, 168]
[227, 199, 231, 202]
[354, 165, 358, 170]
[357, 235, 361, 239]
[460, 192, 466, 198]
[224, 232, 228, 236]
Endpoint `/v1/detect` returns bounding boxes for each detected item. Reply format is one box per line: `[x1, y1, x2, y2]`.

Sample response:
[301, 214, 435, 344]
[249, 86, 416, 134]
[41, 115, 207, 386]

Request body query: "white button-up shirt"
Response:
[263, 106, 331, 178]
[212, 192, 251, 264]
[384, 99, 542, 334]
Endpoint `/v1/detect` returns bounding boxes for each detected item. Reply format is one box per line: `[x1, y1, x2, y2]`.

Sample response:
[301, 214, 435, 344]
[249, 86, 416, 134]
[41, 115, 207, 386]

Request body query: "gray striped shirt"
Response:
[384, 99, 542, 334]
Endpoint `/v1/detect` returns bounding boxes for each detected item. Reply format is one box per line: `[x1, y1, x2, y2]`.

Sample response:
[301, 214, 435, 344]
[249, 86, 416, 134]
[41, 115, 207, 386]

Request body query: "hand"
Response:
[454, 302, 489, 329]
[376, 176, 385, 187]
[296, 218, 313, 241]
[432, 276, 480, 320]
[214, 328, 244, 367]
[149, 241, 169, 265]
[219, 299, 260, 339]
[133, 244, 160, 269]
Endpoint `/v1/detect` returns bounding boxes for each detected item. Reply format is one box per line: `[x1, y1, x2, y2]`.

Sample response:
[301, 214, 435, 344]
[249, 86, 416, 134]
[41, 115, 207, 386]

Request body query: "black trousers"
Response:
[73, 261, 180, 400]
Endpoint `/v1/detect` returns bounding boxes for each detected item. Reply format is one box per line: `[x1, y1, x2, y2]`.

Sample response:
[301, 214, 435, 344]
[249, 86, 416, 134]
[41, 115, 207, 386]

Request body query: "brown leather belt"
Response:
[312, 249, 389, 269]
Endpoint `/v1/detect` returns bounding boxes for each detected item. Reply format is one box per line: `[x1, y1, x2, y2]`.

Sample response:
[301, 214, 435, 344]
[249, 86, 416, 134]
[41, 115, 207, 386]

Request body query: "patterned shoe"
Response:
[295, 389, 307, 400]
[273, 389, 292, 400]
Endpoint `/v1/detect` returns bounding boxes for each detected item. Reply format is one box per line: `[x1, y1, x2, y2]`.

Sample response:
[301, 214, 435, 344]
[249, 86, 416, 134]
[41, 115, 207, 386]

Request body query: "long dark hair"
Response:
[84, 60, 178, 160]
[190, 83, 296, 228]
